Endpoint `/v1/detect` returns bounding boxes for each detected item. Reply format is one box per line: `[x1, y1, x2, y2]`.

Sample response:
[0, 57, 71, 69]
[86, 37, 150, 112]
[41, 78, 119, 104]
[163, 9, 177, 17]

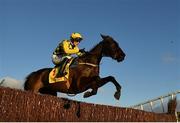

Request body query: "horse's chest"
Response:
[83, 67, 99, 76]
[81, 68, 91, 76]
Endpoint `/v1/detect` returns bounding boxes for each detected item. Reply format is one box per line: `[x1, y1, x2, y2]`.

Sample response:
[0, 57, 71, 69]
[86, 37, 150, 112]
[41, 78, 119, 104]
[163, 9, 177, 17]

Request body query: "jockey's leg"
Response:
[56, 58, 69, 77]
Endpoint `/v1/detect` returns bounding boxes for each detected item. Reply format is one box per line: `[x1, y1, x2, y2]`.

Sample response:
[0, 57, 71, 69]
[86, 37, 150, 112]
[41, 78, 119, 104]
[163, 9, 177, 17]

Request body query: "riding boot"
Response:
[56, 58, 69, 78]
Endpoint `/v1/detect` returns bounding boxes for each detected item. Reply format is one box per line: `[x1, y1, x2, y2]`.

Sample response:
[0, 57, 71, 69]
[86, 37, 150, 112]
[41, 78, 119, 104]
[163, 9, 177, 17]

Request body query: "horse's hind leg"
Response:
[25, 78, 44, 94]
[39, 88, 57, 96]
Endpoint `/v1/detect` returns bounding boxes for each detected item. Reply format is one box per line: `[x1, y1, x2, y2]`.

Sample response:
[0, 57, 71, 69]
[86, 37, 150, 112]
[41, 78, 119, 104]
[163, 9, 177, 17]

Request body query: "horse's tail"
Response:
[24, 68, 51, 90]
[24, 71, 38, 90]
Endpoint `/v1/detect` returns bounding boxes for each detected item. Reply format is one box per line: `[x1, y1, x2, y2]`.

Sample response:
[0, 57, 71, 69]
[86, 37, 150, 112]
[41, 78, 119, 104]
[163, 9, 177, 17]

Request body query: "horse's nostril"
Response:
[122, 53, 125, 56]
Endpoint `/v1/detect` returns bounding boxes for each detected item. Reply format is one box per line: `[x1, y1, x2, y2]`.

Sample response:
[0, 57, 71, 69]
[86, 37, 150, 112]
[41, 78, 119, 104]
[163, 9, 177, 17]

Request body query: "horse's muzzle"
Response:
[117, 54, 125, 62]
[117, 58, 124, 62]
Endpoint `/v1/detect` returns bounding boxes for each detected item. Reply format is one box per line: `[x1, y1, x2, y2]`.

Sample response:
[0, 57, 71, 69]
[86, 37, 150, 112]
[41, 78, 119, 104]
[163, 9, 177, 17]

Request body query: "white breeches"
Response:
[52, 54, 72, 65]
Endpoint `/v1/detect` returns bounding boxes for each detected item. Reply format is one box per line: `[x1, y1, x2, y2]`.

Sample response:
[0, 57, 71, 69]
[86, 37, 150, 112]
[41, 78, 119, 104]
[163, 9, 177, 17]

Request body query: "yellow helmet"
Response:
[70, 32, 83, 42]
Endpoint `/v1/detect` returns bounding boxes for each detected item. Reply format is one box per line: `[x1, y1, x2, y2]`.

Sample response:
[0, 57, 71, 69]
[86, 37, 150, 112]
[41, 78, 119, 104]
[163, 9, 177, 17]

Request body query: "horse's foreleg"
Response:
[83, 76, 99, 98]
[97, 76, 121, 100]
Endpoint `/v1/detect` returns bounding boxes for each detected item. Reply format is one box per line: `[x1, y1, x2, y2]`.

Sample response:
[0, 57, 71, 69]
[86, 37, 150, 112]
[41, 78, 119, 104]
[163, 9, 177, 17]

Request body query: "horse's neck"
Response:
[88, 41, 103, 64]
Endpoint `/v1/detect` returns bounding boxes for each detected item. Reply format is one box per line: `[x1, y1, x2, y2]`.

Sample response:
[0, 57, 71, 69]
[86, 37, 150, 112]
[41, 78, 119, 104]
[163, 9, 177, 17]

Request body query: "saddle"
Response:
[49, 58, 76, 84]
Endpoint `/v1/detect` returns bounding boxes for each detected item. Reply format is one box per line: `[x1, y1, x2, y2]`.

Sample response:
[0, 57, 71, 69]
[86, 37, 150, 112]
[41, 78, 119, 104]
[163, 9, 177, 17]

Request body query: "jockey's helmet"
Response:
[70, 32, 83, 42]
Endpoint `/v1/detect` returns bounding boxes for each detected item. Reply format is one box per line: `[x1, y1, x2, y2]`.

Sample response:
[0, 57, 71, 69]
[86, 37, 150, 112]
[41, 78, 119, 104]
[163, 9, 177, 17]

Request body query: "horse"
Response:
[24, 34, 126, 100]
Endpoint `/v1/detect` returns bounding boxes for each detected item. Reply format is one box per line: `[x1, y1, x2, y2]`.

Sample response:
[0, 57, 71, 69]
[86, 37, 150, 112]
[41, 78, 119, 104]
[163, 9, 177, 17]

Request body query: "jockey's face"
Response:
[73, 41, 80, 46]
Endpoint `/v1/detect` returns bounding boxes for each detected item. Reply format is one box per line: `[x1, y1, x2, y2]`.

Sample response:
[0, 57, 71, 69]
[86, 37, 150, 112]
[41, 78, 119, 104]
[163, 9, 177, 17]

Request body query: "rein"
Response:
[78, 62, 98, 67]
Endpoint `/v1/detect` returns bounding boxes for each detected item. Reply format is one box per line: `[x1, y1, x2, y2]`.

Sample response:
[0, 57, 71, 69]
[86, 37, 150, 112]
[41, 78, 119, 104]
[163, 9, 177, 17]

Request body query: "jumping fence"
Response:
[0, 87, 177, 121]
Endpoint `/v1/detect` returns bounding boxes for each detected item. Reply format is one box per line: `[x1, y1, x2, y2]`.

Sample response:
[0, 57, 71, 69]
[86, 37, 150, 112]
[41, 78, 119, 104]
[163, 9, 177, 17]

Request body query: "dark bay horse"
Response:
[24, 34, 126, 100]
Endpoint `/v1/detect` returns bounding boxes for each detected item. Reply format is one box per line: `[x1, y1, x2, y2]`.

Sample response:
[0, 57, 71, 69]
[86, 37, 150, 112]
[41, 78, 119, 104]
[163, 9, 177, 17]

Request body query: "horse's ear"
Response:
[100, 34, 108, 40]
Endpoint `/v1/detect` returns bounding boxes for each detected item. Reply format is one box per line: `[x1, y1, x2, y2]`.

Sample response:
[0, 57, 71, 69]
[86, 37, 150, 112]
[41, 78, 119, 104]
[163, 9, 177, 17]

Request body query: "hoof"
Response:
[114, 91, 120, 100]
[83, 91, 91, 98]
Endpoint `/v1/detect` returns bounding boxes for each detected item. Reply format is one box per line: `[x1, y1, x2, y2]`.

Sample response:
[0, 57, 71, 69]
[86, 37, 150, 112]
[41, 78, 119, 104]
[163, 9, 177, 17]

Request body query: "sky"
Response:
[0, 0, 180, 107]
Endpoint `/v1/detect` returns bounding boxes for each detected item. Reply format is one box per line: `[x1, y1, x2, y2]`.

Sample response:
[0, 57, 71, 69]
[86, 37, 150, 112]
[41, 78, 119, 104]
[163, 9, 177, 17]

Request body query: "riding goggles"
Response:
[72, 38, 83, 42]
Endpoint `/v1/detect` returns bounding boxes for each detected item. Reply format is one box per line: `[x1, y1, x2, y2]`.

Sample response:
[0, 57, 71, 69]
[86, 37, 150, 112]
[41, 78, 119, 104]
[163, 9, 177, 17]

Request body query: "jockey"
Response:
[52, 32, 84, 77]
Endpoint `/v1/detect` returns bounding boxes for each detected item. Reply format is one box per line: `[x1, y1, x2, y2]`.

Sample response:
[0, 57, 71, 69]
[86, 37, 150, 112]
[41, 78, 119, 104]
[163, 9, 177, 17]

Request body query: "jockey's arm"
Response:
[76, 51, 83, 56]
[63, 41, 80, 54]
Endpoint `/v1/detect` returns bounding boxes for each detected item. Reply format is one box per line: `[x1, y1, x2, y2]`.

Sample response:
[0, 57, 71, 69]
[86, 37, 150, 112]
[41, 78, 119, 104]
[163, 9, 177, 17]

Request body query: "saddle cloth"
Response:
[49, 58, 75, 84]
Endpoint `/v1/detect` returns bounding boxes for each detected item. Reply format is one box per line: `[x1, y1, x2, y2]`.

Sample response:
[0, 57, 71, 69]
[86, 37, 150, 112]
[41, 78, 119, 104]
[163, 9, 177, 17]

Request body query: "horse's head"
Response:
[101, 34, 126, 62]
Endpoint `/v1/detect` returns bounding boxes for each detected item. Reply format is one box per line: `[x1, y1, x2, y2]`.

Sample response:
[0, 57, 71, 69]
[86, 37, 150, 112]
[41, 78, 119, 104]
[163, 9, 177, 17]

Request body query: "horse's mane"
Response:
[78, 40, 104, 62]
[89, 41, 103, 53]
[89, 35, 116, 53]
[79, 35, 118, 61]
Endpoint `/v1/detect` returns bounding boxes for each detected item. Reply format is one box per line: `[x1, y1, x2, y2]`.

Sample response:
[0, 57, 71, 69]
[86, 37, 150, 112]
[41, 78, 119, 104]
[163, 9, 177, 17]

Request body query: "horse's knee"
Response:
[108, 76, 121, 90]
[107, 76, 115, 81]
